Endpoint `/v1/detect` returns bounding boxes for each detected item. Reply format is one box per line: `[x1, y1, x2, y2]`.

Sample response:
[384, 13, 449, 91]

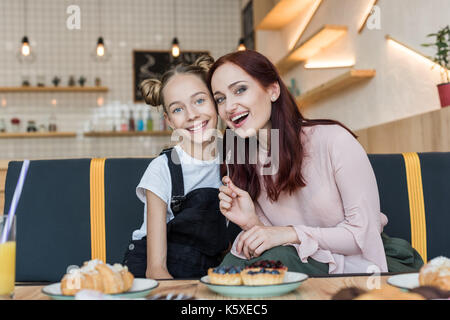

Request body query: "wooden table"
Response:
[12, 275, 391, 300]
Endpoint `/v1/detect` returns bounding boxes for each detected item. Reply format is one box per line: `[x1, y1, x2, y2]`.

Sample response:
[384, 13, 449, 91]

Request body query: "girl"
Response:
[208, 50, 423, 274]
[123, 55, 238, 279]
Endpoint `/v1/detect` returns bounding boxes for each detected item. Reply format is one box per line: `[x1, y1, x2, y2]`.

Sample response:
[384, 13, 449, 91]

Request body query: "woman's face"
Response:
[211, 62, 279, 138]
[163, 73, 218, 144]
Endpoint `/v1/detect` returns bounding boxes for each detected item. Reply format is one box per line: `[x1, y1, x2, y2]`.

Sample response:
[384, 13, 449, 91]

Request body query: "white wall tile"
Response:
[0, 0, 241, 160]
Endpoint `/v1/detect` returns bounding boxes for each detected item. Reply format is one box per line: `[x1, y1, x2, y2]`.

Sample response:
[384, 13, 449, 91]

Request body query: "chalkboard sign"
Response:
[133, 50, 209, 103]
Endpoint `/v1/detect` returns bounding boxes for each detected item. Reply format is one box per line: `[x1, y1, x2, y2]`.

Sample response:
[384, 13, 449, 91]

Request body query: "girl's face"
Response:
[211, 62, 279, 138]
[163, 74, 218, 144]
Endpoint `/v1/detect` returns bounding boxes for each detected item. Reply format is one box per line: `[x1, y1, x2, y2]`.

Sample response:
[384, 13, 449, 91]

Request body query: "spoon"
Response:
[224, 150, 232, 227]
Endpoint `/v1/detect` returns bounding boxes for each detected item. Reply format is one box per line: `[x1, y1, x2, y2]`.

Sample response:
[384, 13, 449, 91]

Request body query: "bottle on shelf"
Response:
[159, 112, 166, 131]
[0, 118, 6, 132]
[38, 123, 47, 132]
[120, 110, 128, 132]
[11, 118, 21, 132]
[112, 119, 117, 132]
[146, 110, 153, 131]
[129, 110, 135, 132]
[48, 113, 57, 132]
[137, 110, 145, 132]
[27, 120, 37, 132]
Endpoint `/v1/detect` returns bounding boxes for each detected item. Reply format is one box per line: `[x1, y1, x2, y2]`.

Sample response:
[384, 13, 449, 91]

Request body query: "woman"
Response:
[208, 50, 423, 274]
[123, 55, 238, 279]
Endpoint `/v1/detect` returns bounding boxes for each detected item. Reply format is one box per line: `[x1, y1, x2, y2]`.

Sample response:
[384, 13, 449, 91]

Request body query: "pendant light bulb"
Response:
[171, 37, 180, 58]
[21, 36, 31, 56]
[91, 36, 111, 62]
[17, 1, 35, 63]
[92, 1, 111, 62]
[17, 35, 36, 63]
[96, 37, 105, 57]
[237, 38, 246, 51]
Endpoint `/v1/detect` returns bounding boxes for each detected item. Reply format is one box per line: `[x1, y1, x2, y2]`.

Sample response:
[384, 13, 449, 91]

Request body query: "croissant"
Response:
[419, 256, 450, 291]
[60, 260, 134, 295]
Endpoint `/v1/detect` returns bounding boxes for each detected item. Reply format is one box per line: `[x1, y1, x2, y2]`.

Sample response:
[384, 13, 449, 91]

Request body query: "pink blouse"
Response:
[230, 124, 389, 274]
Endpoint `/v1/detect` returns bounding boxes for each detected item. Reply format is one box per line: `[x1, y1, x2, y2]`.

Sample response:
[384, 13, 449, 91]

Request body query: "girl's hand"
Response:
[146, 267, 173, 280]
[218, 176, 261, 230]
[237, 225, 299, 259]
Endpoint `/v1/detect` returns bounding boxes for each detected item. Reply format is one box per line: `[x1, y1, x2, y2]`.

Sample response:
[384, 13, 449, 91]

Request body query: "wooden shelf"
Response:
[296, 69, 376, 106]
[0, 86, 108, 93]
[84, 131, 172, 138]
[0, 132, 77, 139]
[254, 0, 314, 30]
[276, 25, 348, 74]
[358, 0, 378, 33]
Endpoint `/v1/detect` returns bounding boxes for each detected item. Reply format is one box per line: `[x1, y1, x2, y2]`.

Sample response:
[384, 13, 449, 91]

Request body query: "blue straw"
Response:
[0, 160, 30, 243]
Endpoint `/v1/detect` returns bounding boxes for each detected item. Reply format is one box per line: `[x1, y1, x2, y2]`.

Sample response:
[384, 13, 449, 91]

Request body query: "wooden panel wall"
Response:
[356, 107, 450, 154]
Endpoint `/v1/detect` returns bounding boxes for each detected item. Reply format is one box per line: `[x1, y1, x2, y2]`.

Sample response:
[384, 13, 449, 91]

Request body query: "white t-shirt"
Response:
[132, 145, 222, 240]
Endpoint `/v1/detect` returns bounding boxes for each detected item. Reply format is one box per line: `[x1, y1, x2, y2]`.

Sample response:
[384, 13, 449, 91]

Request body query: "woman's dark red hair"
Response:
[207, 50, 357, 202]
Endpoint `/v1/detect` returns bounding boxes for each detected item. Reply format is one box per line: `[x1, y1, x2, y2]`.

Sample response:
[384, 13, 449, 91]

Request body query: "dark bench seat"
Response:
[4, 152, 449, 281]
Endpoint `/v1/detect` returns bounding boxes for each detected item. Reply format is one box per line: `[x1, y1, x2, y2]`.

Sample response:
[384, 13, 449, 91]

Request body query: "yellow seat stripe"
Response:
[89, 158, 107, 262]
[402, 152, 427, 262]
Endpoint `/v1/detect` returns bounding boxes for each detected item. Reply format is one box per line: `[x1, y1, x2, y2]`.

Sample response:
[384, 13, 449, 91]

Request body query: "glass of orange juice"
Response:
[0, 215, 16, 299]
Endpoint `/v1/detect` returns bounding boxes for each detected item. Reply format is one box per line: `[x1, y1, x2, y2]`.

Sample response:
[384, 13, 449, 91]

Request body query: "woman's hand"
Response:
[236, 225, 299, 259]
[218, 176, 261, 230]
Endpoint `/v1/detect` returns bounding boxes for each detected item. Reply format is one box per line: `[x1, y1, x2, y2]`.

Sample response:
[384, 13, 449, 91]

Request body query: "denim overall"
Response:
[123, 148, 240, 278]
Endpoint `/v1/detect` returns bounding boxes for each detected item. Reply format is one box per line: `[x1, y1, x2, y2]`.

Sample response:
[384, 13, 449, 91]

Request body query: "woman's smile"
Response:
[229, 111, 249, 128]
[211, 62, 276, 138]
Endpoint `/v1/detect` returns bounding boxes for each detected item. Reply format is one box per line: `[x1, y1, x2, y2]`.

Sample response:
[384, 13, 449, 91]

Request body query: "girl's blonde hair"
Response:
[139, 54, 214, 111]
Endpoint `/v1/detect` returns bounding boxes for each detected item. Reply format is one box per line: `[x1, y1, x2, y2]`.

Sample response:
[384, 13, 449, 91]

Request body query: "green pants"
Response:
[219, 232, 424, 275]
[382, 232, 424, 273]
[220, 245, 329, 275]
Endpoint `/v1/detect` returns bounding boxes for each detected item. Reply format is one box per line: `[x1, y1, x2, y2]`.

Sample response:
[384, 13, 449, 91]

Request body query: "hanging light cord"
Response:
[23, 0, 28, 35]
[98, 0, 102, 36]
[174, 0, 177, 38]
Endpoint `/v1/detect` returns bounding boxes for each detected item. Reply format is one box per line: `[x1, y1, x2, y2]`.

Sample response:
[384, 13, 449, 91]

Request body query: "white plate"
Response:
[387, 273, 420, 290]
[200, 271, 308, 298]
[42, 278, 159, 300]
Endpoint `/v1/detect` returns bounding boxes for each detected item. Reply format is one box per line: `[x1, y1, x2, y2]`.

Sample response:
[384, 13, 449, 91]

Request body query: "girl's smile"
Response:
[163, 74, 217, 144]
[186, 120, 209, 133]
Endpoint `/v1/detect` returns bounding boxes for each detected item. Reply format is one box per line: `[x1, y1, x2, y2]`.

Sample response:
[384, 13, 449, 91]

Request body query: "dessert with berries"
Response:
[208, 266, 243, 285]
[240, 268, 285, 285]
[241, 260, 287, 285]
[246, 260, 287, 273]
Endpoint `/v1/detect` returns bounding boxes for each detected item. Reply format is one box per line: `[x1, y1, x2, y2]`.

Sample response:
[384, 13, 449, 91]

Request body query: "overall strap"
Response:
[160, 147, 185, 214]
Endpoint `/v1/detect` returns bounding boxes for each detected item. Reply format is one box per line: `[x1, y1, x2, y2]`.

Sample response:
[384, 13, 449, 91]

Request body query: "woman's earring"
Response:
[271, 95, 277, 102]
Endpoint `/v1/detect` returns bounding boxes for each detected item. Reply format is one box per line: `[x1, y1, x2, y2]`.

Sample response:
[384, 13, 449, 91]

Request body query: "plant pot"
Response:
[437, 82, 450, 108]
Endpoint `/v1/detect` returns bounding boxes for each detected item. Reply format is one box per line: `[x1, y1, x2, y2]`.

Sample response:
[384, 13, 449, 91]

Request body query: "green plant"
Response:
[422, 25, 450, 83]
[78, 76, 86, 86]
[52, 76, 61, 87]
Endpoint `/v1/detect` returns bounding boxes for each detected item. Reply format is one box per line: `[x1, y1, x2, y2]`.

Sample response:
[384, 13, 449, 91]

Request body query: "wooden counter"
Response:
[11, 275, 394, 300]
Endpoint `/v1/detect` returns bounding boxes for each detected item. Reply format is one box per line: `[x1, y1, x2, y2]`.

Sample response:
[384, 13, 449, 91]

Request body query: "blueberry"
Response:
[271, 270, 280, 274]
[213, 266, 227, 274]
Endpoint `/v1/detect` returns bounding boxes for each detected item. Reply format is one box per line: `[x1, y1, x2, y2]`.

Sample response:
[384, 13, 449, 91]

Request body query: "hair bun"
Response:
[139, 78, 163, 106]
[193, 54, 214, 73]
